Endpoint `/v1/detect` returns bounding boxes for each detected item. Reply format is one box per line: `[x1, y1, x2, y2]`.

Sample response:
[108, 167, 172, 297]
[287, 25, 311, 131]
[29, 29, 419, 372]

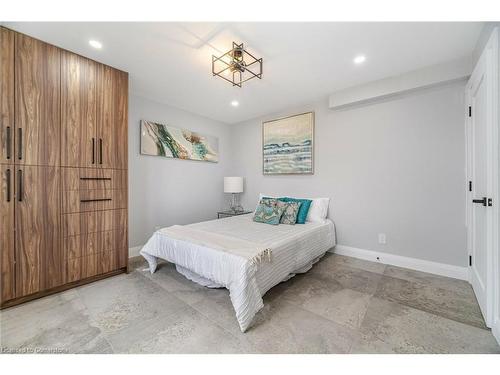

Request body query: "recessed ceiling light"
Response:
[353, 55, 366, 64]
[89, 40, 103, 49]
[231, 100, 239, 107]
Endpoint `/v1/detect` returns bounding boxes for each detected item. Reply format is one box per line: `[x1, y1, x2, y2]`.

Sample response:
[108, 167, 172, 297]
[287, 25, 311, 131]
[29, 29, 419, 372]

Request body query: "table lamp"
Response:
[224, 177, 244, 212]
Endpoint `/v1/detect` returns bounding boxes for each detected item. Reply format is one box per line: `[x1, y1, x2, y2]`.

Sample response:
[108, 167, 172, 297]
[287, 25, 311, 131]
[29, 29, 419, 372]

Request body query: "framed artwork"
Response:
[262, 111, 314, 174]
[140, 120, 219, 163]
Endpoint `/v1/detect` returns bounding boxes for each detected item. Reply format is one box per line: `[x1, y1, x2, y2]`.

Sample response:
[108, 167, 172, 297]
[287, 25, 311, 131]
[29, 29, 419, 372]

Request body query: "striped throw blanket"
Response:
[159, 225, 272, 265]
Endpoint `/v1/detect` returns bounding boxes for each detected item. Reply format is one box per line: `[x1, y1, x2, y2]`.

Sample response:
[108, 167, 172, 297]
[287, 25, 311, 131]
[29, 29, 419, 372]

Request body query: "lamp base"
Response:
[229, 193, 243, 212]
[228, 205, 244, 213]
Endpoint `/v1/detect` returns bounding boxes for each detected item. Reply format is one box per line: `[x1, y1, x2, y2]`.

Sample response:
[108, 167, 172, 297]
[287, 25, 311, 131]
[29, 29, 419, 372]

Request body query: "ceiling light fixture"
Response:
[212, 42, 263, 87]
[353, 55, 366, 64]
[231, 100, 239, 107]
[89, 40, 103, 49]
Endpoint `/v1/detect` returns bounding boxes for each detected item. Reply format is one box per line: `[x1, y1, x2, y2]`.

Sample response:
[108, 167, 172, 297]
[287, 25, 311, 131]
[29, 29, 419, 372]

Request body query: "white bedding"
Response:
[140, 214, 336, 332]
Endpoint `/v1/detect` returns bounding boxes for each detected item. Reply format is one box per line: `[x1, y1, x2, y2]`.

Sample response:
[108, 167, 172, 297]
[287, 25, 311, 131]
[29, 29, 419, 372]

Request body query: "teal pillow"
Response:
[253, 199, 286, 225]
[279, 197, 312, 224]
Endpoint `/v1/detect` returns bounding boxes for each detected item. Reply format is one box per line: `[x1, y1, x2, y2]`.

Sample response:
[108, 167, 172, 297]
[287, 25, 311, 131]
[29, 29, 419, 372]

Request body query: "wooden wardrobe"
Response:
[0, 27, 128, 308]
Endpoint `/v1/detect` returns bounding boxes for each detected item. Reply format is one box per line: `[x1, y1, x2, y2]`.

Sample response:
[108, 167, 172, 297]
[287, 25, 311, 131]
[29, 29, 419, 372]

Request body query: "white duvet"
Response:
[140, 214, 336, 332]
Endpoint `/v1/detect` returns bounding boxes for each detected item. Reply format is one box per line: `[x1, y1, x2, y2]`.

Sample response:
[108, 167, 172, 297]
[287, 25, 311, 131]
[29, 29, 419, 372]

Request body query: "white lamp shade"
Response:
[224, 177, 244, 193]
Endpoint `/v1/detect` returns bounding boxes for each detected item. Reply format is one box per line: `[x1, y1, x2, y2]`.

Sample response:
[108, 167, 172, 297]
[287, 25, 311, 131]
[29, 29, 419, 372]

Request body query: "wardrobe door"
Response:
[0, 28, 15, 304]
[97, 209, 128, 274]
[1, 27, 14, 165]
[15, 165, 62, 297]
[15, 33, 60, 166]
[97, 65, 128, 169]
[61, 51, 97, 168]
[64, 211, 99, 283]
[0, 165, 15, 303]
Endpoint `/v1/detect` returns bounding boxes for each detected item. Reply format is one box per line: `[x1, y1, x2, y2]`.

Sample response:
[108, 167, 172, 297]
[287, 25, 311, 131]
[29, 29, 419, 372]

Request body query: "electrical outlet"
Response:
[378, 233, 386, 245]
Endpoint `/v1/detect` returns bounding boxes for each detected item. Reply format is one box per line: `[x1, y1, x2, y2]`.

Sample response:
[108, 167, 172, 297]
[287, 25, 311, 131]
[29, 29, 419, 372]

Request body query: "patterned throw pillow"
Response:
[253, 198, 286, 225]
[261, 196, 312, 224]
[280, 201, 302, 225]
[279, 197, 312, 224]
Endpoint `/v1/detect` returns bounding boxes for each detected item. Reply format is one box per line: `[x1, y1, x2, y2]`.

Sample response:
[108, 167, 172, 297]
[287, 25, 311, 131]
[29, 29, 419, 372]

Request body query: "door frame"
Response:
[465, 27, 499, 329]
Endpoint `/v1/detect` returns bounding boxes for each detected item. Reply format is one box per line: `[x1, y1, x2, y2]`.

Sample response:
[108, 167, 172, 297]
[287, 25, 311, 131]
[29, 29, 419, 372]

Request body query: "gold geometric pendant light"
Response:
[212, 42, 263, 87]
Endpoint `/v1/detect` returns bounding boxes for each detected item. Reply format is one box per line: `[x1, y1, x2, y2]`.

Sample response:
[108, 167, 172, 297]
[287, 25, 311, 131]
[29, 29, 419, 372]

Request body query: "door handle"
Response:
[17, 169, 23, 202]
[92, 138, 95, 164]
[80, 198, 112, 203]
[18, 128, 22, 160]
[6, 126, 11, 159]
[6, 168, 11, 202]
[99, 138, 103, 164]
[472, 197, 487, 206]
[80, 177, 111, 181]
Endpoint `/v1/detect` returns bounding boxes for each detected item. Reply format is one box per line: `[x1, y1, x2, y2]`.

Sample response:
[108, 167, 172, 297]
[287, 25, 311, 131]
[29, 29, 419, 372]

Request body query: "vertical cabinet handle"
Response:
[99, 138, 103, 164]
[6, 126, 11, 159]
[17, 128, 22, 160]
[17, 169, 23, 202]
[92, 138, 95, 164]
[6, 168, 11, 202]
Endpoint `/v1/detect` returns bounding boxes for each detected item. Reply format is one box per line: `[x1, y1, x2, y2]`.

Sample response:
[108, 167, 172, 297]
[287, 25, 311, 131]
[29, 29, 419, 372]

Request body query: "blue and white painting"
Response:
[263, 112, 314, 174]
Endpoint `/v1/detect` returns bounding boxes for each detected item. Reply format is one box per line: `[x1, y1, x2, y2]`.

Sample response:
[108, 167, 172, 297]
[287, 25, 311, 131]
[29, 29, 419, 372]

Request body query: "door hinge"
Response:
[468, 106, 472, 117]
[469, 255, 472, 266]
[468, 181, 472, 192]
[488, 198, 493, 207]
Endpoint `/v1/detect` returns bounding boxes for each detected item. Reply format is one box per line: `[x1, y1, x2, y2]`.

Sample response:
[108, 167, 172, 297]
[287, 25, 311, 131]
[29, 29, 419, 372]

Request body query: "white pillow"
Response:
[306, 198, 330, 223]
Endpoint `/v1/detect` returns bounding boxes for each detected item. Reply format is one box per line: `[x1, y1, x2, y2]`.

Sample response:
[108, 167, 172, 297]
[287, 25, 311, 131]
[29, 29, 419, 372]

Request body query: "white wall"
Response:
[229, 81, 467, 267]
[472, 22, 500, 66]
[128, 94, 232, 247]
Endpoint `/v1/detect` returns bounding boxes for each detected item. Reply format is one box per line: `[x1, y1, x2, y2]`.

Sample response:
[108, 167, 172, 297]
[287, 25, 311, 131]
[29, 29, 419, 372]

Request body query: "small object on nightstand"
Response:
[217, 209, 252, 219]
[224, 176, 244, 212]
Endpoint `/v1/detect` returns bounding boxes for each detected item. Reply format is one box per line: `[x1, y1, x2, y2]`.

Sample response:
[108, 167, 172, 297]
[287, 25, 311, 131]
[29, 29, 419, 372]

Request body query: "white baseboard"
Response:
[331, 244, 468, 280]
[129, 245, 143, 258]
[492, 318, 500, 346]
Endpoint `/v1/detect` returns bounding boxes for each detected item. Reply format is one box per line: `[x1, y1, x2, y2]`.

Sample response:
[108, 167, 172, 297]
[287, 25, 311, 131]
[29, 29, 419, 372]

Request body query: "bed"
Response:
[140, 213, 336, 332]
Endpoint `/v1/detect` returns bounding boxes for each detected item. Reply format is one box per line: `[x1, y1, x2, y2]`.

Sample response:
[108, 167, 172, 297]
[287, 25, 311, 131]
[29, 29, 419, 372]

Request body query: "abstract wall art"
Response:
[262, 112, 314, 174]
[140, 120, 219, 163]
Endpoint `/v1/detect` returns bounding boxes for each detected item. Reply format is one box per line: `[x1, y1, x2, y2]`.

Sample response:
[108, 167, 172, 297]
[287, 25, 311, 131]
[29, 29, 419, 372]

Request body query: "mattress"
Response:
[140, 213, 336, 331]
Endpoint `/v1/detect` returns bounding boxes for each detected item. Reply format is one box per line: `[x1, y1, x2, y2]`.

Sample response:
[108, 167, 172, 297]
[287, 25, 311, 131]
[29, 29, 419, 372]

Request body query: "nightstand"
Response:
[217, 210, 252, 219]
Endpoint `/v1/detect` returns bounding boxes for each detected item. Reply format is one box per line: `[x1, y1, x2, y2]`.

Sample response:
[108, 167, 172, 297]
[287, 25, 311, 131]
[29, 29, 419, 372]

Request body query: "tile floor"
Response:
[1, 253, 499, 354]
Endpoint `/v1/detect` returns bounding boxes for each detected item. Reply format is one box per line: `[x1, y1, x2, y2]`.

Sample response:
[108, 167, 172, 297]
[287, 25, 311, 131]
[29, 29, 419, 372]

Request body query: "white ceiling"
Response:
[4, 22, 483, 124]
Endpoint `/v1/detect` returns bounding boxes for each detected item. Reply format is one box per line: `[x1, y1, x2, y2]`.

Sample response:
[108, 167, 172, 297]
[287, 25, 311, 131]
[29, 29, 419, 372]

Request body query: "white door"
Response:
[466, 28, 498, 328]
[469, 62, 489, 323]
